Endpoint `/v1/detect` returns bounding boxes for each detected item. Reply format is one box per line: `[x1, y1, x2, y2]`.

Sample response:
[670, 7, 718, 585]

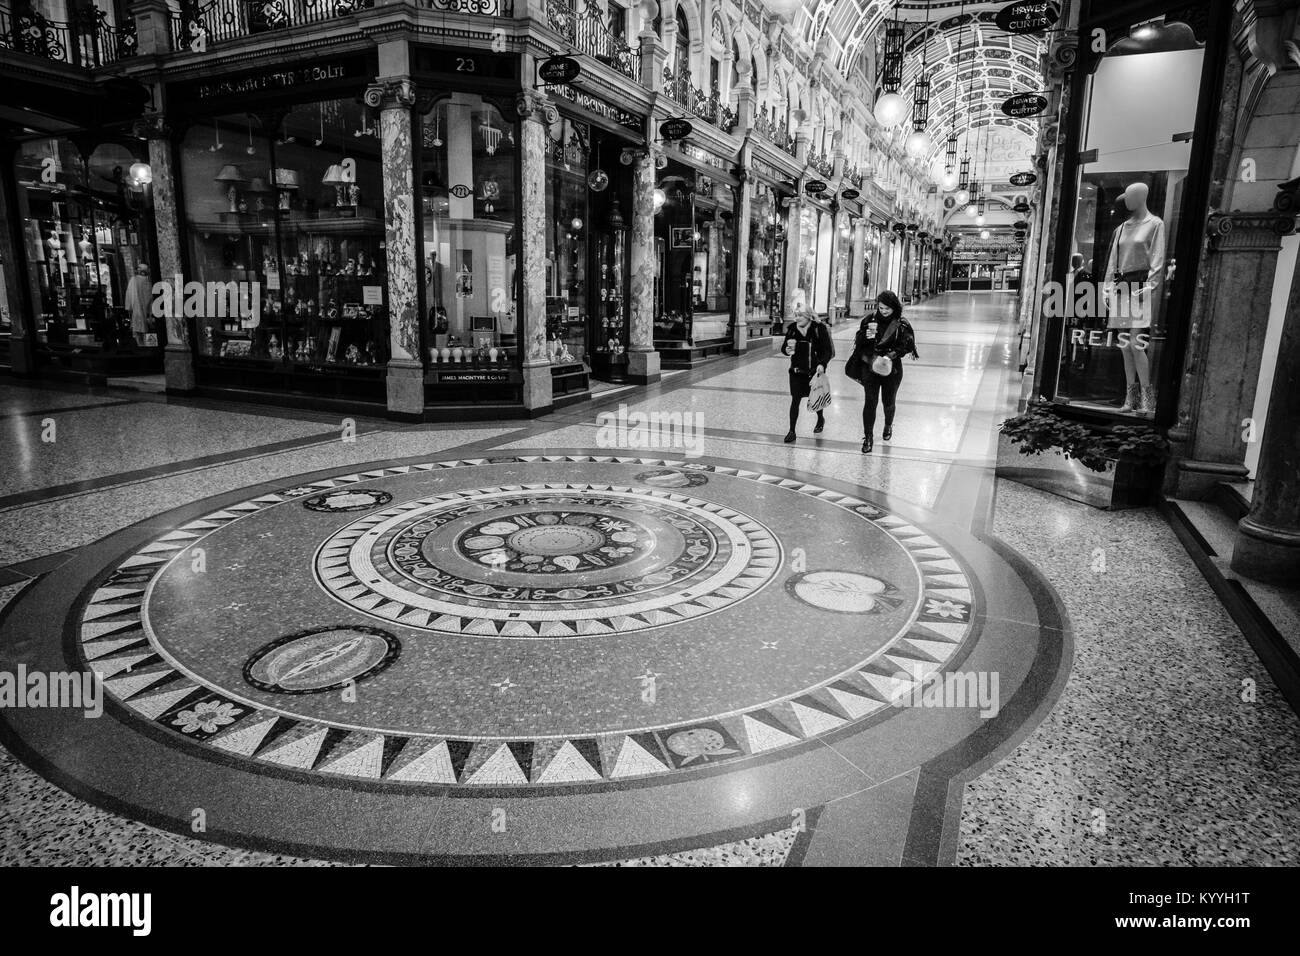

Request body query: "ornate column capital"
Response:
[514, 89, 558, 126]
[1206, 209, 1297, 250]
[1048, 35, 1078, 77]
[132, 113, 170, 140]
[364, 78, 416, 110]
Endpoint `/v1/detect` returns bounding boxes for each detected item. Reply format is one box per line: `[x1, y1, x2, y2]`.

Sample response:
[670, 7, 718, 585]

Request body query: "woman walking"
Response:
[780, 310, 834, 443]
[847, 291, 918, 453]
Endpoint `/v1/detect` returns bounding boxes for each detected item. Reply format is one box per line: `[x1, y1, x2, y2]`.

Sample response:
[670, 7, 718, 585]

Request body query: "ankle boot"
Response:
[1119, 383, 1140, 412]
[1138, 385, 1155, 415]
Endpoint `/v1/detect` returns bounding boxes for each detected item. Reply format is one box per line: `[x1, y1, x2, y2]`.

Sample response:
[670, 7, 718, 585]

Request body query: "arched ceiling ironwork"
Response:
[788, 1, 1051, 176]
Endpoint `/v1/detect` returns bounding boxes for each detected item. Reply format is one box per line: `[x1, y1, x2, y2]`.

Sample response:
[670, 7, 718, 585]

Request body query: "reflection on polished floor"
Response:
[1, 292, 1297, 866]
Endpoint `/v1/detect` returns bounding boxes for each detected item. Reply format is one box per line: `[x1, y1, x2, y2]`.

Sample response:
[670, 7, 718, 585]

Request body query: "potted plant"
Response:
[998, 400, 1171, 509]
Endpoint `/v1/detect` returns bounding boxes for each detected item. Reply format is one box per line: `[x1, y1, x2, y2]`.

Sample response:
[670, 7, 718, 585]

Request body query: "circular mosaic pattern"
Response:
[302, 489, 392, 512]
[243, 626, 400, 694]
[71, 456, 980, 790]
[454, 508, 656, 574]
[318, 487, 777, 634]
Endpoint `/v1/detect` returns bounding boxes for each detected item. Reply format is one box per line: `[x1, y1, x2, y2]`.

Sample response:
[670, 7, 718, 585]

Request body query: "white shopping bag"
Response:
[808, 370, 832, 412]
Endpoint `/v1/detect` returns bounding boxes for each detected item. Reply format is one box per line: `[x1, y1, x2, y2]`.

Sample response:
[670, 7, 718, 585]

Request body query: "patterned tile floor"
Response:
[1, 291, 1296, 866]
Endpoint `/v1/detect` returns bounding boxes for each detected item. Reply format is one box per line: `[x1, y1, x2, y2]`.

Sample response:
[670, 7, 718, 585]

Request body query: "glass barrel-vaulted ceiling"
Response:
[789, 1, 1051, 182]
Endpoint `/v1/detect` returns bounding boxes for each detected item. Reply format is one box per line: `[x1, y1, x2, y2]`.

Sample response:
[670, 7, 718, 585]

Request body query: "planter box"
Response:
[995, 432, 1165, 510]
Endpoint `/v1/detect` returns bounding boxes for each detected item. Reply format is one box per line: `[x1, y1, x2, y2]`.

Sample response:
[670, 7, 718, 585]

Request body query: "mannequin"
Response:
[1103, 182, 1165, 415]
[125, 263, 153, 343]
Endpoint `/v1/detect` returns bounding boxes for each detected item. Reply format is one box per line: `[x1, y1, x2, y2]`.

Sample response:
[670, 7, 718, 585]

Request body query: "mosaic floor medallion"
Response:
[62, 456, 982, 790]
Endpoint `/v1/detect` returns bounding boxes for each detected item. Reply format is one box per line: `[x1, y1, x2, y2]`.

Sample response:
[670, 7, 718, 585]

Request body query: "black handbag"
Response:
[845, 348, 864, 383]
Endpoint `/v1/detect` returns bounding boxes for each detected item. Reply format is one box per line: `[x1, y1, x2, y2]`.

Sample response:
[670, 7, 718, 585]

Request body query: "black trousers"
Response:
[861, 368, 903, 437]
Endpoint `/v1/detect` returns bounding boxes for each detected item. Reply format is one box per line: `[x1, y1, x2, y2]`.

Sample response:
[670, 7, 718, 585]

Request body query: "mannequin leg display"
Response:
[1130, 342, 1153, 415]
[1118, 343, 1140, 412]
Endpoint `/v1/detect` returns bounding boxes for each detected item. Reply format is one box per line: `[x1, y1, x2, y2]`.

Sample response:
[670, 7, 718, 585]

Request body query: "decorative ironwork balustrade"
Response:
[425, 0, 513, 15]
[750, 110, 795, 156]
[661, 65, 736, 133]
[170, 0, 374, 52]
[2, 0, 136, 66]
[808, 151, 833, 178]
[544, 0, 638, 80]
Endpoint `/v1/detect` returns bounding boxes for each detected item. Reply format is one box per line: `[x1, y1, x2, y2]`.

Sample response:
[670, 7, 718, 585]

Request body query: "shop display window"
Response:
[834, 217, 854, 313]
[419, 94, 519, 369]
[744, 182, 785, 335]
[13, 137, 156, 353]
[794, 204, 820, 313]
[1053, 16, 1207, 418]
[179, 99, 388, 370]
[538, 115, 632, 380]
[653, 159, 734, 346]
[542, 116, 591, 366]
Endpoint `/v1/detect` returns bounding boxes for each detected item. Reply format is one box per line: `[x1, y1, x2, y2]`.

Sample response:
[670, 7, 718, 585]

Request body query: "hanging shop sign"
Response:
[1001, 92, 1048, 118]
[550, 84, 644, 134]
[660, 118, 694, 141]
[840, 187, 861, 200]
[1009, 171, 1038, 186]
[537, 55, 582, 87]
[994, 1, 1060, 35]
[1013, 202, 1031, 213]
[805, 179, 829, 195]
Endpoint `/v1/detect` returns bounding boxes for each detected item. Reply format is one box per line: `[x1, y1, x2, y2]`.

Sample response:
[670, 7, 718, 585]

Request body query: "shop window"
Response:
[1054, 15, 1207, 418]
[745, 182, 786, 334]
[13, 136, 155, 355]
[541, 116, 633, 379]
[419, 95, 519, 371]
[795, 205, 820, 313]
[834, 218, 854, 313]
[179, 100, 389, 371]
[653, 159, 734, 345]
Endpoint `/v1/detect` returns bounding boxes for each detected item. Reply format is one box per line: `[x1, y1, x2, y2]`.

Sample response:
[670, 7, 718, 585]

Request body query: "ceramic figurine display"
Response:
[440, 347, 451, 363]
[488, 347, 499, 363]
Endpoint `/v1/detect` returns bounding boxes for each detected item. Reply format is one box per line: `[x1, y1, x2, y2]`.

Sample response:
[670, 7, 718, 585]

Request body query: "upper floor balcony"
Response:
[661, 63, 735, 135]
[1, 0, 137, 67]
[168, 0, 378, 51]
[542, 0, 637, 81]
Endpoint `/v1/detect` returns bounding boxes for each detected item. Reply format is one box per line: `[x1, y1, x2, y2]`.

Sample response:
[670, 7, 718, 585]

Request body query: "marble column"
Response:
[731, 168, 752, 352]
[367, 78, 422, 418]
[138, 113, 194, 393]
[825, 206, 842, 324]
[516, 89, 555, 412]
[627, 150, 661, 384]
[1231, 183, 1300, 583]
[1169, 210, 1296, 499]
[782, 196, 805, 318]
[1232, 264, 1300, 583]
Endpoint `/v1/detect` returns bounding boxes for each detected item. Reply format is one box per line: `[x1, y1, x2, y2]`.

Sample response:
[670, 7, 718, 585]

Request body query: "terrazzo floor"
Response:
[1, 291, 1295, 866]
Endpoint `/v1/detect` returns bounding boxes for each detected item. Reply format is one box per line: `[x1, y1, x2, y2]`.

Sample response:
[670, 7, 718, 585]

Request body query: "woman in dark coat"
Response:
[780, 310, 835, 443]
[847, 290, 918, 453]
